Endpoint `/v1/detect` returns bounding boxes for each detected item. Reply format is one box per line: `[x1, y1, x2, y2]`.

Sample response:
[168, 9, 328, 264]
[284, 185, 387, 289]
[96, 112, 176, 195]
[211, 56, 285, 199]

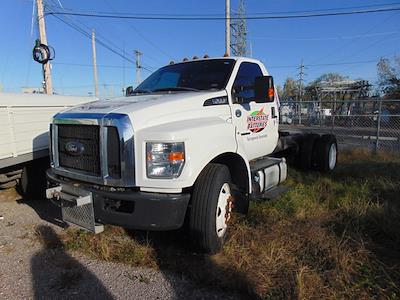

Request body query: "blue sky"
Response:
[0, 0, 399, 96]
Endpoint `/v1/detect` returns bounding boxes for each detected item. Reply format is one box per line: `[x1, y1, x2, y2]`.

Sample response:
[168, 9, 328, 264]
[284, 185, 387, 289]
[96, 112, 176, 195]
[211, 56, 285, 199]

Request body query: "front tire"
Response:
[189, 164, 233, 254]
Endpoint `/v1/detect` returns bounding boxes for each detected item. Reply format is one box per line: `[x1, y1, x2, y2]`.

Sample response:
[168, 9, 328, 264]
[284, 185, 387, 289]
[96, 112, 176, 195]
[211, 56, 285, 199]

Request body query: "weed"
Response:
[48, 151, 400, 298]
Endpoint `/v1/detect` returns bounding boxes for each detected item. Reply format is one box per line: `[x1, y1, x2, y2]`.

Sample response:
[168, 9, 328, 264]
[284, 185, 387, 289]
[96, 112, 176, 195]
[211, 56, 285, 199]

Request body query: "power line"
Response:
[53, 62, 135, 69]
[52, 83, 121, 89]
[251, 31, 400, 41]
[267, 58, 384, 69]
[308, 11, 399, 65]
[43, 0, 400, 17]
[45, 2, 400, 17]
[45, 2, 132, 59]
[47, 8, 154, 72]
[46, 6, 400, 20]
[54, 57, 387, 70]
[100, 0, 175, 62]
[53, 61, 155, 72]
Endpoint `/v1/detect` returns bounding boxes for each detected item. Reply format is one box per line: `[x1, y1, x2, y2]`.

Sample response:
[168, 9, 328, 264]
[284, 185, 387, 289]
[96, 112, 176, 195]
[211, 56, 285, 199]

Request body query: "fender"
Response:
[134, 116, 242, 191]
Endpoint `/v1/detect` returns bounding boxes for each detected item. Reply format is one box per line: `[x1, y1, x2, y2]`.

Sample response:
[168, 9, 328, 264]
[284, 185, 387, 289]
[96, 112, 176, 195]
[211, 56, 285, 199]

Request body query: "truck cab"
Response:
[46, 57, 337, 253]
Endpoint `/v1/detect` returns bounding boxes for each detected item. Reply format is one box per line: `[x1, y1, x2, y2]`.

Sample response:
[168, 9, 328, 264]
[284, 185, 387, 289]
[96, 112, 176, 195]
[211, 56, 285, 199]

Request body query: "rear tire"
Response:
[297, 134, 319, 170]
[0, 180, 17, 189]
[18, 157, 49, 199]
[189, 164, 233, 254]
[314, 134, 338, 172]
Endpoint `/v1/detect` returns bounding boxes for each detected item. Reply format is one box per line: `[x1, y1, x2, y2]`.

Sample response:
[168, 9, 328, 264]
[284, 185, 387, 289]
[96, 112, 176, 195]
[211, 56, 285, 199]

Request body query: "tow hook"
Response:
[46, 185, 62, 200]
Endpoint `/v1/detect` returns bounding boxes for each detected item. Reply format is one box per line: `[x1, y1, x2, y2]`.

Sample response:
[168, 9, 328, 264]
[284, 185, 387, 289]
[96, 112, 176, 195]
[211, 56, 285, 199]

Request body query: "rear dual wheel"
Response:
[314, 134, 338, 172]
[297, 134, 338, 172]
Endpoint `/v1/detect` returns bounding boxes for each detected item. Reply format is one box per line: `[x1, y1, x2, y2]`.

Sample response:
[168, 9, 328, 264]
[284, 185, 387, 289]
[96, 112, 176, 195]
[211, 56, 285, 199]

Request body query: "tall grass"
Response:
[40, 150, 400, 299]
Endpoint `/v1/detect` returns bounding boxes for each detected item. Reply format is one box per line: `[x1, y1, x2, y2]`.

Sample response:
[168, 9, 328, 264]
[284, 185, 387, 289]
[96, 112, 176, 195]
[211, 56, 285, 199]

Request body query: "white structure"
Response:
[0, 93, 90, 189]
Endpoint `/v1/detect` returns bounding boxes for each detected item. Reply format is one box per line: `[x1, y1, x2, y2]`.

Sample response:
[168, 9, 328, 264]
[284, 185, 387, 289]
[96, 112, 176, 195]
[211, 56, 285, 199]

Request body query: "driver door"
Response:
[230, 62, 278, 160]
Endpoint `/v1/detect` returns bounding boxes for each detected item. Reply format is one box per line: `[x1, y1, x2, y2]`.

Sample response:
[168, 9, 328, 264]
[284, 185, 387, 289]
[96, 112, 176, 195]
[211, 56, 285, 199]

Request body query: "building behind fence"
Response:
[279, 99, 400, 152]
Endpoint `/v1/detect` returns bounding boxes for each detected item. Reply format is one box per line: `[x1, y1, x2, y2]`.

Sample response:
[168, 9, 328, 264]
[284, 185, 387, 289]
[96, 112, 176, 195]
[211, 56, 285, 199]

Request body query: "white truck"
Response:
[46, 57, 338, 253]
[0, 93, 89, 196]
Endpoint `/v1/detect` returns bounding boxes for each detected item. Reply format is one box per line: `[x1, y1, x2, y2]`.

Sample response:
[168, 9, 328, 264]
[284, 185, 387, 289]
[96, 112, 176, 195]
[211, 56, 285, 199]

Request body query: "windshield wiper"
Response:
[152, 87, 200, 92]
[132, 89, 152, 95]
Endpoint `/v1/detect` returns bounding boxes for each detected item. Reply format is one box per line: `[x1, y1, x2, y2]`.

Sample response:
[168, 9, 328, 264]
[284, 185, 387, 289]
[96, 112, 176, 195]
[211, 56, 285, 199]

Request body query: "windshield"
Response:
[133, 59, 235, 94]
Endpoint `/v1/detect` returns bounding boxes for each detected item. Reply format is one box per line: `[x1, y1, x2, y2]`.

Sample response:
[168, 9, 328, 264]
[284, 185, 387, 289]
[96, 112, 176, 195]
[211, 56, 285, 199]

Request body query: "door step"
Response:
[262, 185, 289, 200]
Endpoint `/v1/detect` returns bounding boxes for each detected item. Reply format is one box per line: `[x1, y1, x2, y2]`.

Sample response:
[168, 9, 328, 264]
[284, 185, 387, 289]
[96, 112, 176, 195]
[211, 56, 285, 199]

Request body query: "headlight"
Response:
[146, 142, 185, 178]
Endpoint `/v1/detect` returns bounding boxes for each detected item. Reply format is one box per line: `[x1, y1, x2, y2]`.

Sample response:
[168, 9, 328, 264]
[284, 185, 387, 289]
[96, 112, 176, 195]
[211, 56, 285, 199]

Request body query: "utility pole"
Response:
[36, 0, 53, 94]
[230, 0, 247, 56]
[225, 0, 230, 56]
[91, 29, 99, 98]
[297, 59, 306, 125]
[134, 50, 143, 85]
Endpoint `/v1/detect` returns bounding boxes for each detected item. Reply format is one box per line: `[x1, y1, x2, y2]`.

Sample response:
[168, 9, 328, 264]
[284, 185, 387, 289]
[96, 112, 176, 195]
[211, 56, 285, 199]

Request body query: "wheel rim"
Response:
[216, 183, 233, 238]
[328, 143, 337, 170]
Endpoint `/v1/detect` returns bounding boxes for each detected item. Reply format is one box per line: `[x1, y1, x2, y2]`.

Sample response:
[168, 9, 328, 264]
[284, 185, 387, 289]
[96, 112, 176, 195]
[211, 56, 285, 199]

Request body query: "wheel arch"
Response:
[210, 152, 251, 195]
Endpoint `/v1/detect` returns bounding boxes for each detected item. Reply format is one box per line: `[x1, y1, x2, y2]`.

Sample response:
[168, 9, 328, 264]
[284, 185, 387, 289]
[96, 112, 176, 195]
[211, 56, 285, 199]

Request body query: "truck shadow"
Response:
[17, 196, 67, 229]
[30, 225, 114, 300]
[125, 228, 260, 300]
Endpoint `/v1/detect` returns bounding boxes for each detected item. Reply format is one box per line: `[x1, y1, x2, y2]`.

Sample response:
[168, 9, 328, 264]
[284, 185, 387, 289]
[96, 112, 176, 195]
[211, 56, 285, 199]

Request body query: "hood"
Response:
[57, 90, 228, 131]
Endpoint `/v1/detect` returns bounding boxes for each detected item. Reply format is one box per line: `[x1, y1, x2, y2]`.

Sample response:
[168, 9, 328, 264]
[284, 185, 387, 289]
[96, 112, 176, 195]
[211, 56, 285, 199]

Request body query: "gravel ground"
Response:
[0, 189, 240, 300]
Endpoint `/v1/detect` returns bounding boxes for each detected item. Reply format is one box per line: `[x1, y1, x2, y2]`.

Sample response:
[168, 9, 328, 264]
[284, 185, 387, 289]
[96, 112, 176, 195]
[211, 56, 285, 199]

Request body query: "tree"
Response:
[275, 85, 283, 98]
[310, 73, 348, 85]
[377, 56, 400, 99]
[282, 77, 297, 100]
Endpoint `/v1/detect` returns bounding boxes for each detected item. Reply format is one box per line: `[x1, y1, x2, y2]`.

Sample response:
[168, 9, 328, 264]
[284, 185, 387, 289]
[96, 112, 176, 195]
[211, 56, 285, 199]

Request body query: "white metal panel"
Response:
[11, 107, 63, 156]
[0, 108, 12, 160]
[0, 92, 91, 107]
[0, 93, 91, 165]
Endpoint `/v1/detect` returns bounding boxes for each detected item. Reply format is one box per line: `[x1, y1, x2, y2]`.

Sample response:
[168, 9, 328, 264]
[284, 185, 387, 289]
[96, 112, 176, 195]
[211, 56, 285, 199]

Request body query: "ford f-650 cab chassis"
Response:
[46, 57, 338, 253]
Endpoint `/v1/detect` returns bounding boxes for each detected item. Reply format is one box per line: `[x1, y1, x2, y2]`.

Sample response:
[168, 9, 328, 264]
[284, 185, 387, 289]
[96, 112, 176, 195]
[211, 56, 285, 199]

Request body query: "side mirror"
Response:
[255, 76, 274, 103]
[125, 86, 134, 96]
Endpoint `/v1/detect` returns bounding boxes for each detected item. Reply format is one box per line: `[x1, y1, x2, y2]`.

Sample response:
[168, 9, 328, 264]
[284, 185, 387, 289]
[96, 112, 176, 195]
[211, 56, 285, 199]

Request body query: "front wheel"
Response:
[189, 164, 233, 254]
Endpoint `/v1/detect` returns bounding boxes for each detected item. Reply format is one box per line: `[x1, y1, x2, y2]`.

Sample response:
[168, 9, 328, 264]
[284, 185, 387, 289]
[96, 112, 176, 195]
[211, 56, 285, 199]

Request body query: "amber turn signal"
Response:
[168, 152, 185, 161]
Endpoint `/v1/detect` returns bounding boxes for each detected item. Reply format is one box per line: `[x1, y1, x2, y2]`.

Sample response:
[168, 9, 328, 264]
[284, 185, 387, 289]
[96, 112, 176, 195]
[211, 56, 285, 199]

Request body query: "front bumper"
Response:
[46, 169, 190, 231]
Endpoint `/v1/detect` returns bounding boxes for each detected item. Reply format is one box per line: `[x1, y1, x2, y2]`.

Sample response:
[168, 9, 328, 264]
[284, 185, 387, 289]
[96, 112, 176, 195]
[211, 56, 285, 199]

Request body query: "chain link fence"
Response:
[279, 99, 400, 153]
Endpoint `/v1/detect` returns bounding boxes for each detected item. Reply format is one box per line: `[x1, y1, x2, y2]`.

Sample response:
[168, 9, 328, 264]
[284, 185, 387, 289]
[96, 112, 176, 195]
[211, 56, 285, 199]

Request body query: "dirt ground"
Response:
[0, 189, 240, 300]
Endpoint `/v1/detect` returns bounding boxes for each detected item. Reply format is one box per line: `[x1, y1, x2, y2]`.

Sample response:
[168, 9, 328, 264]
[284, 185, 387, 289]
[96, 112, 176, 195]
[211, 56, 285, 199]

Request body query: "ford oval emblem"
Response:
[65, 141, 85, 156]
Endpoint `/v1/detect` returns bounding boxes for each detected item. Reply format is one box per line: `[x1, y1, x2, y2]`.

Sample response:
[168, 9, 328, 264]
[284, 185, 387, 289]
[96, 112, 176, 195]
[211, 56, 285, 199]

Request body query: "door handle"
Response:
[271, 107, 277, 119]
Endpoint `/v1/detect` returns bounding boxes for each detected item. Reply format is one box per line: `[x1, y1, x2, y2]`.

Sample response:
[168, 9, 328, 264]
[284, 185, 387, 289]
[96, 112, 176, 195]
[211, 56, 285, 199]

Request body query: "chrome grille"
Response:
[58, 124, 100, 176]
[52, 113, 135, 187]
